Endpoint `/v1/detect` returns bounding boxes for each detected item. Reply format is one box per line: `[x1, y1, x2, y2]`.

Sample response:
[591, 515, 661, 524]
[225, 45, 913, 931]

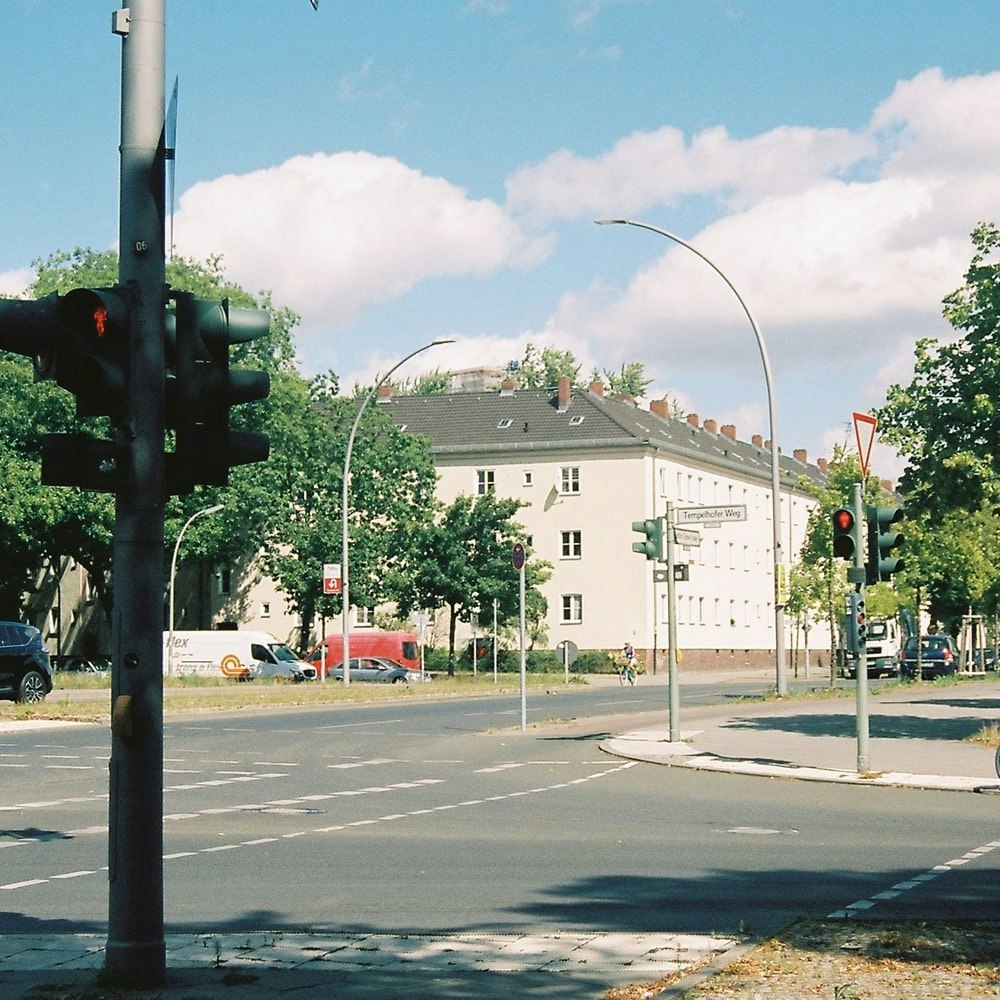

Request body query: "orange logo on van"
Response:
[220, 653, 247, 678]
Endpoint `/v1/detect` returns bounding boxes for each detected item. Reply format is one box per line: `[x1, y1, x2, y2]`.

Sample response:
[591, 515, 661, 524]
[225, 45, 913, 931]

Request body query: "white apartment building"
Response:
[381, 377, 829, 671]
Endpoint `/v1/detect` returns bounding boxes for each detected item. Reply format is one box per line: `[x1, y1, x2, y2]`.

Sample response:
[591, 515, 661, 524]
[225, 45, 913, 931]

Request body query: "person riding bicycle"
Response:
[621, 642, 637, 684]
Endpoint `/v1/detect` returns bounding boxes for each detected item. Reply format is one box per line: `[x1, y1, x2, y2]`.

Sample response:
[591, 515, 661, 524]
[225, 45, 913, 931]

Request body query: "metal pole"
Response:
[340, 339, 452, 686]
[167, 504, 223, 676]
[665, 505, 680, 742]
[853, 482, 870, 772]
[519, 561, 527, 730]
[107, 0, 166, 983]
[596, 219, 787, 694]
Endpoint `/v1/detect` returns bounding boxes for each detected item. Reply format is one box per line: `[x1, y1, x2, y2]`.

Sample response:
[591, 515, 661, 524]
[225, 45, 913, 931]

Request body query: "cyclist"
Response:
[621, 642, 637, 686]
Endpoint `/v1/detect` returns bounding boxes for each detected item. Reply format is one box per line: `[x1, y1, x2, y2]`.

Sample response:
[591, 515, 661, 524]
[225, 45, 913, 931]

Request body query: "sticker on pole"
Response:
[853, 412, 877, 478]
[323, 563, 342, 594]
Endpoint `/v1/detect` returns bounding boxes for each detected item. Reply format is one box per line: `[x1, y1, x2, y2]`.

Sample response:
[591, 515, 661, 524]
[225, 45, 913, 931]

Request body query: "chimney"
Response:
[377, 384, 394, 401]
[721, 424, 737, 441]
[589, 380, 605, 396]
[817, 458, 829, 474]
[557, 375, 571, 412]
[703, 418, 718, 434]
[794, 448, 807, 464]
[686, 413, 699, 428]
[649, 398, 669, 420]
[751, 434, 763, 447]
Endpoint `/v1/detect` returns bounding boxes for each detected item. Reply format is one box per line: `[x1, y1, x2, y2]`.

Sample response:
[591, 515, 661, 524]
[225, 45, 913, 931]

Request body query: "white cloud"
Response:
[173, 151, 551, 333]
[0, 267, 33, 297]
[505, 123, 874, 221]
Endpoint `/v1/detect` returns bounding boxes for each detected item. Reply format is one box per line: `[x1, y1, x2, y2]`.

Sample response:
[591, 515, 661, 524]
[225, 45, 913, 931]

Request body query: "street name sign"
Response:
[673, 527, 702, 547]
[676, 505, 747, 524]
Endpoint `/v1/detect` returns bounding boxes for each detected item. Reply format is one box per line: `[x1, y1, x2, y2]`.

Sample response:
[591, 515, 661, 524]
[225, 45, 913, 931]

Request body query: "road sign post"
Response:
[512, 544, 527, 730]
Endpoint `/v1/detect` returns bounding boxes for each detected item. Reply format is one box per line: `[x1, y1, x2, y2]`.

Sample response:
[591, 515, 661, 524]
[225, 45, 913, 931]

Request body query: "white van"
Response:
[163, 630, 317, 682]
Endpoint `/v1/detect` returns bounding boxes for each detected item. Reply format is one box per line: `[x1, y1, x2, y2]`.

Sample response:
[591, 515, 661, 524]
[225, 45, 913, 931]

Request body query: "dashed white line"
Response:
[829, 838, 1000, 918]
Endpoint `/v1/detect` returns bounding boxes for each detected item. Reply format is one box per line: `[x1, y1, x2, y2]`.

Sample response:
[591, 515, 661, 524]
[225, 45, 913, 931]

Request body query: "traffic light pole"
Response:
[851, 482, 870, 773]
[106, 0, 167, 984]
[664, 503, 680, 743]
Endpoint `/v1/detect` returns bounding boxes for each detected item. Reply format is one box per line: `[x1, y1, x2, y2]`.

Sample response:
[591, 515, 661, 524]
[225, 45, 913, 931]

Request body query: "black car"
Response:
[899, 634, 958, 680]
[0, 622, 53, 703]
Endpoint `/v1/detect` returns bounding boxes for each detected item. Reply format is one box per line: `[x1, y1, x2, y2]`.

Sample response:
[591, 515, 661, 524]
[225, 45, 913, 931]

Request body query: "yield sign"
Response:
[853, 412, 877, 478]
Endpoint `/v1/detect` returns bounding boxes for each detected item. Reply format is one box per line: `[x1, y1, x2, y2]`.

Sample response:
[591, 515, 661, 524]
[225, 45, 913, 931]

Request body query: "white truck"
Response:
[163, 630, 317, 682]
[841, 617, 901, 679]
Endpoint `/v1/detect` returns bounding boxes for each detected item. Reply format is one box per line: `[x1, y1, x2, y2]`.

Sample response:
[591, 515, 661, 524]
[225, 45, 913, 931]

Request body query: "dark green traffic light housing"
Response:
[866, 505, 904, 584]
[168, 291, 270, 492]
[631, 517, 665, 561]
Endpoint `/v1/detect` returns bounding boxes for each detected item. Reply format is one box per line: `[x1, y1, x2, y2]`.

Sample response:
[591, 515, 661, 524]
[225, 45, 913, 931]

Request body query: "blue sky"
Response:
[4, 1, 1000, 483]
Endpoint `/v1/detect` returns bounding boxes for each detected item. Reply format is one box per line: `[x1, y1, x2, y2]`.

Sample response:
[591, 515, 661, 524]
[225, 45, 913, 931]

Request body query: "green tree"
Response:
[517, 343, 581, 388]
[878, 223, 1000, 519]
[603, 361, 653, 399]
[877, 223, 1000, 632]
[391, 491, 548, 674]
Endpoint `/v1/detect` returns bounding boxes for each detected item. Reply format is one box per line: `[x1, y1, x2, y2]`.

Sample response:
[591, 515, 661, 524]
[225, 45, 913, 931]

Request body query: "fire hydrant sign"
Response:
[323, 563, 342, 595]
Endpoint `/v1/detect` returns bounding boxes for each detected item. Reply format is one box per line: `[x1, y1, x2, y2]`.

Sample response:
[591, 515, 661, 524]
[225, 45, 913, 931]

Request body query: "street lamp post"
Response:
[340, 339, 453, 686]
[167, 503, 224, 677]
[596, 218, 787, 695]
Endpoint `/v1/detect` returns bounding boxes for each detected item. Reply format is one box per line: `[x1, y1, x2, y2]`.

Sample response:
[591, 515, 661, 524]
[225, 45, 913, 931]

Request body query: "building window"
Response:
[217, 569, 231, 596]
[560, 530, 582, 558]
[477, 469, 495, 495]
[260, 602, 271, 619]
[523, 470, 533, 487]
[561, 594, 583, 624]
[560, 466, 580, 494]
[354, 606, 375, 627]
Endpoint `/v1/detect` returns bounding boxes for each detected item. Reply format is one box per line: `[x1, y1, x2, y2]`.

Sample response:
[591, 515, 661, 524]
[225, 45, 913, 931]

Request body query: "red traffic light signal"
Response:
[832, 507, 860, 561]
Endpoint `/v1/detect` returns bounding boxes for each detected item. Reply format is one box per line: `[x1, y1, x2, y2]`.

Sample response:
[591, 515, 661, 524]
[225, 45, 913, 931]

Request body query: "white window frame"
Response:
[560, 594, 583, 624]
[560, 466, 581, 495]
[560, 530, 582, 559]
[477, 469, 495, 495]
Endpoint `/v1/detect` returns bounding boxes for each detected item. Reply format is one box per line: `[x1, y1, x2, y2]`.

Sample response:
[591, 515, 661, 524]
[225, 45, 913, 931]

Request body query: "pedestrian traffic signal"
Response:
[0, 287, 131, 416]
[832, 507, 860, 562]
[168, 291, 270, 492]
[0, 288, 132, 491]
[631, 518, 664, 561]
[53, 287, 132, 418]
[866, 505, 904, 584]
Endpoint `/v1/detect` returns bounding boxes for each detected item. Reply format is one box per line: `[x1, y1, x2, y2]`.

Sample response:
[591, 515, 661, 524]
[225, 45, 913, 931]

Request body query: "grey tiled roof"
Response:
[379, 387, 825, 492]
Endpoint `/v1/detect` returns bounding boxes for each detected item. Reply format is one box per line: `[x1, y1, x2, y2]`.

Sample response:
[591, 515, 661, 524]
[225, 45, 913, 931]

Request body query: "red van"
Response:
[307, 631, 420, 677]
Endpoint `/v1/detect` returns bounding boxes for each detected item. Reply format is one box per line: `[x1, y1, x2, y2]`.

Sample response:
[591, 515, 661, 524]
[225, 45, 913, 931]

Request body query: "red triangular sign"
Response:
[853, 412, 877, 478]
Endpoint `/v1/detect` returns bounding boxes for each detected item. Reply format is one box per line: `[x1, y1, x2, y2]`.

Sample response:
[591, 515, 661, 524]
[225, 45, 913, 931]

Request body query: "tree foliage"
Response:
[877, 223, 1000, 631]
[390, 491, 550, 673]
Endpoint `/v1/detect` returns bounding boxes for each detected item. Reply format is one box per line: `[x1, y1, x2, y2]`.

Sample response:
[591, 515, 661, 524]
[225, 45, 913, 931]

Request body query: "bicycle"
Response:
[995, 743, 1000, 779]
[618, 659, 637, 686]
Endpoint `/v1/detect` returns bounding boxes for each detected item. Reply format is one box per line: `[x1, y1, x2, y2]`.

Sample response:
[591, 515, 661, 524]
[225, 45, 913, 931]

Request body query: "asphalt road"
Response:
[3, 685, 996, 946]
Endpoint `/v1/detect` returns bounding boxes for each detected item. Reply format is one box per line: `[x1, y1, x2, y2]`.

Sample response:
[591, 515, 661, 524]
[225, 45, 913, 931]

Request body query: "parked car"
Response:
[61, 656, 110, 674]
[255, 660, 316, 683]
[326, 657, 429, 684]
[0, 622, 53, 703]
[899, 634, 958, 680]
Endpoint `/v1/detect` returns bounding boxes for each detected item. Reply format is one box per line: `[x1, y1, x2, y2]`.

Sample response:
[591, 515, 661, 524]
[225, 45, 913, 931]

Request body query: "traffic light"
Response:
[168, 291, 270, 491]
[0, 287, 130, 413]
[53, 287, 131, 418]
[866, 505, 905, 584]
[832, 507, 860, 562]
[1, 288, 131, 491]
[631, 518, 664, 561]
[843, 590, 867, 656]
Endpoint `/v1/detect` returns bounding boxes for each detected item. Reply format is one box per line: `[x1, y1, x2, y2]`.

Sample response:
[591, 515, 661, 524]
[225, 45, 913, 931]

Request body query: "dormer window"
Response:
[569, 415, 584, 426]
[497, 418, 512, 429]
